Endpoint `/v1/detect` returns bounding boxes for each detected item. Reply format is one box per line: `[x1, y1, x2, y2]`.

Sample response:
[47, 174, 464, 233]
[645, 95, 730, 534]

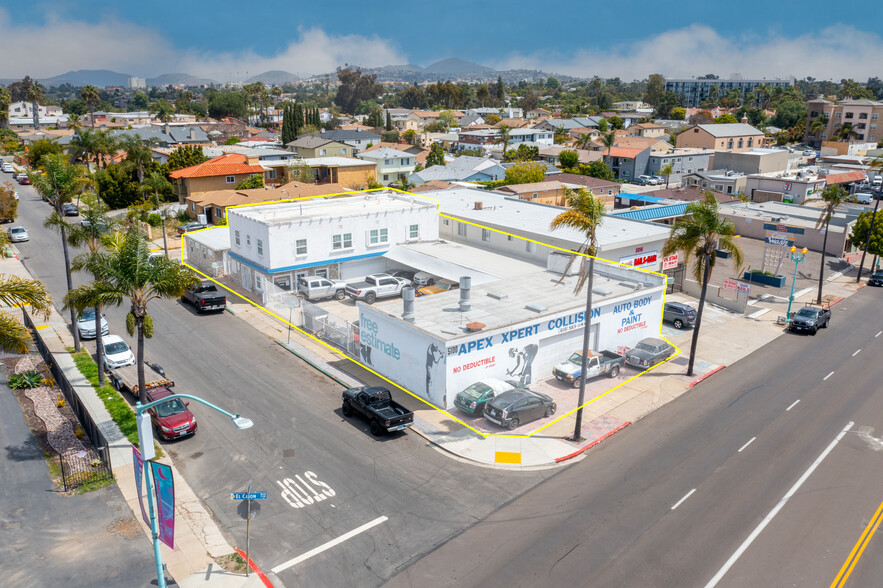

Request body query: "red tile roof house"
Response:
[169, 153, 265, 204]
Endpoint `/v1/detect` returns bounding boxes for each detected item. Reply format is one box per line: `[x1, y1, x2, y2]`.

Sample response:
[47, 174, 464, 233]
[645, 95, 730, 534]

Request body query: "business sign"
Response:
[150, 461, 175, 549]
[762, 223, 805, 235]
[722, 279, 751, 294]
[763, 223, 805, 247]
[619, 250, 658, 268]
[132, 446, 149, 525]
[662, 254, 679, 270]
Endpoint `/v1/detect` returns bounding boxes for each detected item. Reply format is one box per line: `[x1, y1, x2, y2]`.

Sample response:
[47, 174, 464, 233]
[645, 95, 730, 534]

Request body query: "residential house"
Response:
[541, 173, 622, 204]
[358, 148, 416, 186]
[169, 153, 266, 204]
[681, 171, 748, 197]
[185, 182, 353, 224]
[676, 123, 768, 152]
[286, 136, 354, 158]
[526, 108, 552, 119]
[537, 146, 602, 166]
[409, 155, 506, 184]
[613, 101, 651, 111]
[712, 149, 789, 175]
[497, 181, 569, 206]
[628, 122, 667, 138]
[605, 146, 651, 182]
[217, 146, 299, 185]
[458, 114, 485, 128]
[361, 142, 429, 165]
[302, 129, 380, 154]
[299, 157, 377, 189]
[466, 107, 524, 119]
[644, 147, 714, 183]
[456, 128, 554, 152]
[406, 110, 466, 128]
[500, 160, 561, 178]
[534, 117, 602, 132]
[804, 98, 883, 147]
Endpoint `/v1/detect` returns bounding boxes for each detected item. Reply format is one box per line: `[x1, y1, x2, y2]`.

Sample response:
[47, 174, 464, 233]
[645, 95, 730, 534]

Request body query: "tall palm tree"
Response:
[70, 128, 99, 167]
[659, 162, 675, 188]
[67, 113, 82, 132]
[0, 87, 11, 129]
[550, 187, 605, 441]
[835, 122, 860, 142]
[30, 154, 91, 352]
[28, 83, 44, 130]
[662, 193, 743, 376]
[805, 185, 851, 304]
[576, 131, 595, 151]
[65, 227, 199, 404]
[80, 85, 100, 128]
[0, 262, 52, 354]
[601, 131, 616, 165]
[496, 124, 511, 159]
[150, 99, 175, 123]
[141, 171, 172, 206]
[95, 129, 120, 169]
[120, 134, 154, 184]
[809, 113, 829, 146]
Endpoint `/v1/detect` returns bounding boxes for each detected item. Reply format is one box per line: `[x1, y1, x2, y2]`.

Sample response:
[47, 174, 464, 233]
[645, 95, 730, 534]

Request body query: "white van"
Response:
[855, 192, 873, 205]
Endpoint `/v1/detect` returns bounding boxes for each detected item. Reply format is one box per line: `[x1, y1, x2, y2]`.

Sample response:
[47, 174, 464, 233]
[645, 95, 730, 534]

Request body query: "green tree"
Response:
[850, 208, 883, 266]
[28, 83, 44, 130]
[659, 163, 674, 188]
[382, 130, 400, 143]
[95, 162, 142, 209]
[167, 145, 208, 172]
[0, 268, 52, 354]
[131, 91, 149, 110]
[366, 108, 383, 128]
[284, 161, 314, 184]
[600, 131, 616, 164]
[654, 91, 679, 118]
[385, 110, 393, 132]
[768, 101, 807, 130]
[0, 87, 12, 129]
[597, 118, 609, 132]
[334, 67, 383, 114]
[608, 116, 624, 130]
[806, 185, 851, 303]
[26, 138, 62, 169]
[426, 143, 446, 167]
[835, 122, 860, 142]
[65, 227, 199, 404]
[549, 187, 605, 440]
[503, 161, 546, 185]
[150, 99, 175, 123]
[495, 76, 505, 106]
[496, 124, 512, 157]
[141, 171, 173, 206]
[714, 114, 739, 124]
[208, 90, 248, 120]
[80, 85, 100, 128]
[438, 110, 457, 130]
[121, 134, 155, 184]
[643, 74, 665, 106]
[809, 113, 829, 144]
[70, 128, 100, 166]
[662, 193, 744, 376]
[558, 149, 579, 169]
[670, 107, 686, 120]
[578, 160, 615, 181]
[402, 129, 417, 145]
[0, 181, 18, 222]
[234, 174, 264, 189]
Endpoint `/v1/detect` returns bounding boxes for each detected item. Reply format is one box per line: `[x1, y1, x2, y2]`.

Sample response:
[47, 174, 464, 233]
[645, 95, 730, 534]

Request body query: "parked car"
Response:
[11, 170, 20, 179]
[297, 276, 348, 301]
[651, 175, 665, 184]
[177, 222, 207, 234]
[341, 386, 414, 436]
[637, 175, 659, 185]
[868, 270, 883, 286]
[2, 162, 13, 173]
[80, 218, 111, 231]
[6, 226, 28, 242]
[345, 273, 409, 304]
[789, 304, 830, 335]
[552, 349, 624, 387]
[412, 271, 436, 287]
[625, 338, 675, 368]
[453, 378, 525, 416]
[416, 278, 458, 297]
[17, 175, 30, 185]
[483, 389, 556, 430]
[663, 302, 697, 329]
[76, 307, 109, 339]
[101, 334, 136, 370]
[390, 269, 417, 284]
[855, 192, 873, 205]
[146, 386, 197, 441]
[62, 203, 79, 216]
[182, 281, 226, 313]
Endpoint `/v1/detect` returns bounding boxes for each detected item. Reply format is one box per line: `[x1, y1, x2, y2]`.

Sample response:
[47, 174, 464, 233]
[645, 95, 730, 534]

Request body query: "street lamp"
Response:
[786, 246, 808, 322]
[135, 394, 253, 588]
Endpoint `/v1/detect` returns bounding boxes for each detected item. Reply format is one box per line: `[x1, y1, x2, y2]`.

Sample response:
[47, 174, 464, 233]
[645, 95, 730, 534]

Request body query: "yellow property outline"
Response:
[180, 187, 681, 439]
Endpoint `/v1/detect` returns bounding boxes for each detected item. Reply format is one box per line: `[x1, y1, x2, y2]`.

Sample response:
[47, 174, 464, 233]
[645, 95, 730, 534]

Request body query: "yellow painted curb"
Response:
[494, 451, 522, 464]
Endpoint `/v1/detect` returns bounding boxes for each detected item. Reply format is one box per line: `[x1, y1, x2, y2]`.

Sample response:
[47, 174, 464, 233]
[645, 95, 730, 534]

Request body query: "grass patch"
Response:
[217, 552, 249, 574]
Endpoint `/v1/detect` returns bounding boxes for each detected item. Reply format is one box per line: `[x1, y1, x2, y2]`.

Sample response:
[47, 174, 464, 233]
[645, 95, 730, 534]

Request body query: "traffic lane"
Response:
[385, 288, 883, 587]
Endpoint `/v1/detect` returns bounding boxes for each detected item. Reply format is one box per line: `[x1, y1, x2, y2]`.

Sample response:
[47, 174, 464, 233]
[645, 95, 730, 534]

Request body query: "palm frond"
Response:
[0, 274, 52, 318]
[0, 311, 32, 354]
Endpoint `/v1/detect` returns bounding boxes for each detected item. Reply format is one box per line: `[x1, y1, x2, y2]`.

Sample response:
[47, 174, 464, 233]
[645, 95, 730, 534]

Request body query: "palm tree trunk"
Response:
[572, 256, 595, 442]
[60, 224, 81, 353]
[817, 216, 831, 304]
[136, 317, 147, 405]
[90, 108, 95, 128]
[95, 304, 105, 387]
[687, 253, 712, 377]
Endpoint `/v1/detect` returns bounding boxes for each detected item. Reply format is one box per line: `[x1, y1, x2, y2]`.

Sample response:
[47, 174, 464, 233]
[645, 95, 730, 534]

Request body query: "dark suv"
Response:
[663, 302, 697, 329]
[869, 271, 883, 287]
[789, 305, 830, 335]
[483, 389, 556, 430]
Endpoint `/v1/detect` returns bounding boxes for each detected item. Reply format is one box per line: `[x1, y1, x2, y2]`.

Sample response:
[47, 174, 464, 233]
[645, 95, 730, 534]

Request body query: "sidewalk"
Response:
[219, 262, 867, 471]
[1, 250, 268, 588]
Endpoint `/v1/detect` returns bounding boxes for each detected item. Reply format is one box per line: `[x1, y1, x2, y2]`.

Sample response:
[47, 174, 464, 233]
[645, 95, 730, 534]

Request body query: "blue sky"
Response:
[2, 1, 883, 80]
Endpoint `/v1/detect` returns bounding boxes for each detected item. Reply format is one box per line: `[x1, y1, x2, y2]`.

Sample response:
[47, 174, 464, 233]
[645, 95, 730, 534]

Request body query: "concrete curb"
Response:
[689, 365, 726, 388]
[233, 549, 273, 588]
[273, 340, 362, 388]
[554, 421, 632, 463]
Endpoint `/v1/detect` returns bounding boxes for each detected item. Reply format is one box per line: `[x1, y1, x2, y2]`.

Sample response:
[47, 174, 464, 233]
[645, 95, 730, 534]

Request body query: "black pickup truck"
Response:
[341, 386, 414, 436]
[183, 281, 226, 313]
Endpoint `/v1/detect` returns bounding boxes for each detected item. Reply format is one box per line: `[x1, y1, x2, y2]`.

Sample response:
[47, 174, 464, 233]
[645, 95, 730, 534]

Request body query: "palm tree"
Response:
[601, 131, 616, 165]
[95, 129, 120, 169]
[662, 193, 744, 376]
[0, 87, 11, 129]
[659, 162, 675, 188]
[67, 113, 82, 132]
[550, 187, 605, 441]
[553, 126, 569, 145]
[30, 154, 91, 352]
[141, 171, 172, 207]
[0, 262, 52, 354]
[835, 122, 860, 142]
[496, 124, 511, 159]
[806, 185, 851, 304]
[576, 132, 595, 151]
[70, 128, 100, 167]
[28, 83, 44, 130]
[150, 99, 175, 123]
[120, 134, 154, 184]
[65, 227, 199, 404]
[809, 113, 829, 146]
[80, 85, 100, 128]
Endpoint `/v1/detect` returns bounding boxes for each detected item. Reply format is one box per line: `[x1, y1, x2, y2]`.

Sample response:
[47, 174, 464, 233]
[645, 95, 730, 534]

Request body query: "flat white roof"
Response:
[230, 191, 435, 225]
[184, 226, 231, 250]
[722, 201, 853, 230]
[386, 241, 541, 285]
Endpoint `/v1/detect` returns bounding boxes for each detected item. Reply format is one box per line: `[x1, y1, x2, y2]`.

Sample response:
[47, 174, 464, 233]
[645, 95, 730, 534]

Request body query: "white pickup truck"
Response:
[345, 273, 409, 304]
[297, 276, 348, 300]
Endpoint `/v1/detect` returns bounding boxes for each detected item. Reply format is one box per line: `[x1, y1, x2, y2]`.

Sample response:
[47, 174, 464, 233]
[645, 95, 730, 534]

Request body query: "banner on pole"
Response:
[132, 445, 149, 525]
[150, 461, 175, 549]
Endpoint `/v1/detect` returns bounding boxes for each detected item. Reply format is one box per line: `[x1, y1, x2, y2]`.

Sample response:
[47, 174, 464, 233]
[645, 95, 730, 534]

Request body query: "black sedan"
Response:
[483, 389, 556, 430]
[625, 337, 675, 369]
[869, 271, 883, 287]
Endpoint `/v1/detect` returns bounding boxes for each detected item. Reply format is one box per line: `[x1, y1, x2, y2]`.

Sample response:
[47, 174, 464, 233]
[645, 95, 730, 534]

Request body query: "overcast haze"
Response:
[2, 1, 883, 81]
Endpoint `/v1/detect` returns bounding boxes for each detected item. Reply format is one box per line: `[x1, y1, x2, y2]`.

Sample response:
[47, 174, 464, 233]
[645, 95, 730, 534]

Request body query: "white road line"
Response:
[853, 349, 861, 357]
[671, 488, 697, 510]
[786, 399, 801, 411]
[738, 437, 756, 453]
[876, 331, 882, 338]
[270, 516, 389, 574]
[824, 371, 835, 381]
[704, 421, 854, 588]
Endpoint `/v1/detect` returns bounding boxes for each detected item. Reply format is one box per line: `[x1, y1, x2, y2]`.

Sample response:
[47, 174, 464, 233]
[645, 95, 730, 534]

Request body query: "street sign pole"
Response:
[246, 480, 251, 578]
[288, 299, 295, 344]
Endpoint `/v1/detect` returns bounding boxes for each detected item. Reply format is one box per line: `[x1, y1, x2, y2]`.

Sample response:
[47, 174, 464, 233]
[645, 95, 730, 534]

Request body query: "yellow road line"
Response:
[830, 496, 883, 588]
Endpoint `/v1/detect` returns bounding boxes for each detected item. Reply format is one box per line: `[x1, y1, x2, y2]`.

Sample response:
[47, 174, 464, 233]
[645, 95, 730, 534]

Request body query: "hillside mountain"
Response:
[39, 69, 133, 87]
[423, 58, 492, 74]
[246, 70, 300, 85]
[146, 73, 218, 86]
[373, 63, 424, 73]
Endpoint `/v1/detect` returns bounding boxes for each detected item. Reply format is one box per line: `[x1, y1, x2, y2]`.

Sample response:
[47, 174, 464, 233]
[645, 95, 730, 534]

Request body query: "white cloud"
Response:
[494, 24, 883, 81]
[0, 11, 406, 80]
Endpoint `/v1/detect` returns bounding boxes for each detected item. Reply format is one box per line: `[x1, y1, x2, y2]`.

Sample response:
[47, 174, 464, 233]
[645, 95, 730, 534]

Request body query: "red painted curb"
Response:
[234, 548, 274, 587]
[824, 296, 844, 309]
[689, 365, 726, 388]
[555, 421, 632, 463]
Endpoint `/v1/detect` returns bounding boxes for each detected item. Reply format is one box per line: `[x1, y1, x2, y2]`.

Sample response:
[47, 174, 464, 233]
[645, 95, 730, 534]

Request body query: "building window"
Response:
[845, 112, 854, 119]
[320, 149, 327, 156]
[481, 228, 491, 242]
[457, 222, 467, 236]
[190, 202, 195, 211]
[340, 148, 346, 155]
[383, 174, 389, 181]
[257, 239, 263, 256]
[234, 230, 240, 246]
[526, 241, 536, 253]
[728, 139, 734, 149]
[295, 239, 307, 255]
[835, 112, 842, 118]
[246, 235, 251, 246]
[507, 234, 513, 241]
[226, 176, 235, 183]
[333, 233, 353, 250]
[860, 113, 868, 119]
[368, 228, 389, 245]
[651, 157, 658, 164]
[532, 193, 538, 200]
[622, 170, 630, 177]
[442, 219, 449, 226]
[688, 156, 694, 161]
[873, 113, 879, 120]
[216, 207, 223, 218]
[409, 224, 419, 239]
[748, 138, 753, 147]
[266, 168, 276, 179]
[871, 124, 877, 130]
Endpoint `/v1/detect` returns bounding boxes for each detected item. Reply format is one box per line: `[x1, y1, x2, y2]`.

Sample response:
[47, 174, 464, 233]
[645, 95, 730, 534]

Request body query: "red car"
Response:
[146, 387, 197, 440]
[17, 175, 31, 185]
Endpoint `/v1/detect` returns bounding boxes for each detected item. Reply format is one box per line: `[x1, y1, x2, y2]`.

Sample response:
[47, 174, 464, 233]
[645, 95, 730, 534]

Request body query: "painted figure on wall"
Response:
[506, 343, 538, 386]
[425, 342, 445, 405]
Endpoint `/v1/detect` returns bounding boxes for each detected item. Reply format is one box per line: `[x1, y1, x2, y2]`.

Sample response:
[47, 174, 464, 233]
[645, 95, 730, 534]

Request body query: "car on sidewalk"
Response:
[101, 334, 136, 370]
[453, 378, 525, 416]
[789, 304, 830, 335]
[663, 302, 697, 329]
[624, 337, 675, 369]
[483, 389, 556, 430]
[868, 270, 883, 287]
[76, 307, 109, 339]
[6, 226, 28, 242]
[146, 386, 197, 441]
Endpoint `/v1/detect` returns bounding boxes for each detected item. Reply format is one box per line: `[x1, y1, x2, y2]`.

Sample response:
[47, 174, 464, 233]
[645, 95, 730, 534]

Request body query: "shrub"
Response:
[56, 397, 66, 408]
[74, 426, 85, 439]
[8, 370, 44, 389]
[146, 213, 162, 227]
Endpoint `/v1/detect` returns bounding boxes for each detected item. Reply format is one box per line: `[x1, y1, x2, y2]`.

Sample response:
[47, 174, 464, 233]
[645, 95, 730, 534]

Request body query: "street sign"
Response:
[231, 492, 268, 501]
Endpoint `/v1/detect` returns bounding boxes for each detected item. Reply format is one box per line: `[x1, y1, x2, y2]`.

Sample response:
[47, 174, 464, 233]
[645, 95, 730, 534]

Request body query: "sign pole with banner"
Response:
[132, 446, 149, 525]
[150, 461, 175, 550]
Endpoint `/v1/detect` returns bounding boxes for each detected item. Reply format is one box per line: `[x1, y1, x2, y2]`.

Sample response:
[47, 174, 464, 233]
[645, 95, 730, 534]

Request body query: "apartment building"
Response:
[664, 77, 794, 108]
[804, 98, 883, 147]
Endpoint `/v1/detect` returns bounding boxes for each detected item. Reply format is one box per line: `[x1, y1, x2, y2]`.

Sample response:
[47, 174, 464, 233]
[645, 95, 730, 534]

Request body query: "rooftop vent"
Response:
[474, 201, 483, 210]
[486, 291, 508, 300]
[465, 322, 485, 332]
[525, 303, 547, 313]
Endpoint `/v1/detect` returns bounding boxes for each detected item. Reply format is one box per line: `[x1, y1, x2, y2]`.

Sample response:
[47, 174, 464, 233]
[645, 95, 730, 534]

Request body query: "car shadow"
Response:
[332, 407, 408, 441]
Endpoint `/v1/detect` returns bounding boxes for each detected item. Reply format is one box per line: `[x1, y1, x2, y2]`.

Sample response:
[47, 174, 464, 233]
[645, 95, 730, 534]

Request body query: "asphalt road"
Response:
[8, 172, 554, 587]
[385, 288, 883, 587]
